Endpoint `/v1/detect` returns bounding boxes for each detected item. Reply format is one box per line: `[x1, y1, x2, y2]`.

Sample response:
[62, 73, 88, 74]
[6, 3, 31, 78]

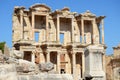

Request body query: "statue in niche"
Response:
[32, 45, 41, 64]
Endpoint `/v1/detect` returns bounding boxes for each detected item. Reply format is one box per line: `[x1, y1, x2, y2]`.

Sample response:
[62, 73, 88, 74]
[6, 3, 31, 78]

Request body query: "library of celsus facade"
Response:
[12, 4, 106, 80]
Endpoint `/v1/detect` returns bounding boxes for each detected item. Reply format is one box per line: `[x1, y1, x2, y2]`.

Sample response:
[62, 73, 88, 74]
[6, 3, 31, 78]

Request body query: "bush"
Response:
[0, 42, 6, 53]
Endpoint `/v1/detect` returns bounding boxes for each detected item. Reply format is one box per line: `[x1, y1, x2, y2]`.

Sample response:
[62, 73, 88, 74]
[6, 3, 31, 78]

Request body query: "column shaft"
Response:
[57, 16, 60, 42]
[82, 53, 85, 78]
[72, 53, 76, 79]
[47, 52, 50, 62]
[57, 52, 60, 73]
[101, 19, 104, 44]
[81, 19, 84, 43]
[46, 15, 49, 42]
[32, 53, 35, 63]
[71, 18, 74, 42]
[32, 12, 34, 40]
[92, 20, 95, 44]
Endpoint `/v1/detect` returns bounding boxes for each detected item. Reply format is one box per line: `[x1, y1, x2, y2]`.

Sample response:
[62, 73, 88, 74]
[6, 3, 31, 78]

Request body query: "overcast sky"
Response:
[0, 0, 120, 55]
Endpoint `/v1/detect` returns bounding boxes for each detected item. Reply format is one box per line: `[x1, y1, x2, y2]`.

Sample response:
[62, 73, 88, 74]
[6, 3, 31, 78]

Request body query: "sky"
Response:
[0, 0, 120, 55]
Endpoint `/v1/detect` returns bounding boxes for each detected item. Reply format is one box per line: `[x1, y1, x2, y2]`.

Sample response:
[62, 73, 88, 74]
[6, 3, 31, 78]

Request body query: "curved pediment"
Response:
[30, 4, 51, 12]
[61, 7, 70, 12]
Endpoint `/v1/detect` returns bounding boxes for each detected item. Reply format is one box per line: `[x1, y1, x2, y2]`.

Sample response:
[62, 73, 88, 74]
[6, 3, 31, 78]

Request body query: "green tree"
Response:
[0, 42, 6, 53]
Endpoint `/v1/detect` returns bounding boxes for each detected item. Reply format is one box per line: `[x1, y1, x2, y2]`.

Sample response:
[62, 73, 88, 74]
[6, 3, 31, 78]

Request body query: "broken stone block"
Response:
[18, 59, 35, 72]
[0, 64, 17, 80]
[39, 62, 54, 72]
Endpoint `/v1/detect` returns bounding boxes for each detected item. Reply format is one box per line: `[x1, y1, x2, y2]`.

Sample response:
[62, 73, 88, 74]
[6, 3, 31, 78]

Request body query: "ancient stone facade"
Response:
[106, 44, 120, 80]
[12, 4, 106, 80]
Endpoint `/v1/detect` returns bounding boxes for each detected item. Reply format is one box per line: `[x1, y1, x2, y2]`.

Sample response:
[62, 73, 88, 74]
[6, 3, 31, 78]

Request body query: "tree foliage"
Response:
[0, 42, 6, 53]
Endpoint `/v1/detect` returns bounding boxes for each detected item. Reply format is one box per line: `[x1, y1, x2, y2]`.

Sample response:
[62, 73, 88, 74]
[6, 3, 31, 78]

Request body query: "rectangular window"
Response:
[34, 32, 39, 42]
[35, 15, 46, 29]
[60, 33, 64, 44]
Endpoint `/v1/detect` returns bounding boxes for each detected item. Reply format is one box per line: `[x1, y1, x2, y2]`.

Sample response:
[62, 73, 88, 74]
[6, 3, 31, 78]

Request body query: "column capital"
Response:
[70, 51, 76, 55]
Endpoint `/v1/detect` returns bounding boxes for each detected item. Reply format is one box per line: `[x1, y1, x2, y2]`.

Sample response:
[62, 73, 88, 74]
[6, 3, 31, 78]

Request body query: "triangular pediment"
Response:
[81, 10, 96, 17]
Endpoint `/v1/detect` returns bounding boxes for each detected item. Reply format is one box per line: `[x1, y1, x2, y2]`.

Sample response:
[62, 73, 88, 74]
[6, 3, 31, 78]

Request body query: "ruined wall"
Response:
[105, 56, 113, 80]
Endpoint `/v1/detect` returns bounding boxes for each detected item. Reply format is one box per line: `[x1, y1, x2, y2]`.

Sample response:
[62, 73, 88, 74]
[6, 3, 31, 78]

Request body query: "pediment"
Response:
[61, 7, 70, 12]
[30, 4, 51, 12]
[81, 10, 96, 17]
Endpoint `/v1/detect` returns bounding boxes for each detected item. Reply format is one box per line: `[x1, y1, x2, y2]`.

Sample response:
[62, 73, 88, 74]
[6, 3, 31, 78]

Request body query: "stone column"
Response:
[39, 52, 44, 63]
[32, 12, 34, 40]
[20, 9, 23, 39]
[81, 19, 84, 43]
[92, 20, 95, 44]
[46, 15, 49, 42]
[72, 52, 76, 80]
[71, 18, 74, 42]
[57, 15, 60, 42]
[101, 19, 104, 44]
[82, 52, 85, 78]
[57, 52, 61, 73]
[46, 51, 50, 62]
[31, 53, 35, 63]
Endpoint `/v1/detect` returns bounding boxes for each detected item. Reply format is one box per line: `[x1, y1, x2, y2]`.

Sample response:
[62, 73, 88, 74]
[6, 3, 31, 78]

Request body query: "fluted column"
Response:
[101, 19, 104, 44]
[57, 52, 61, 73]
[57, 15, 60, 42]
[71, 18, 74, 42]
[81, 19, 84, 43]
[82, 52, 85, 78]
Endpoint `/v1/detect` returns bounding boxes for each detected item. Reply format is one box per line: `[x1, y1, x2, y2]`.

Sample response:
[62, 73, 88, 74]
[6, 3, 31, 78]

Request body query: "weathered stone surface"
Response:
[0, 64, 17, 80]
[17, 59, 35, 72]
[13, 49, 24, 59]
[106, 44, 120, 80]
[6, 57, 19, 64]
[18, 74, 73, 80]
[39, 62, 54, 72]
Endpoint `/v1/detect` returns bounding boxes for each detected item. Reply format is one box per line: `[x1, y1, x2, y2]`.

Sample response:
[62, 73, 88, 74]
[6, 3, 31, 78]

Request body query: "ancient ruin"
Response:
[0, 3, 106, 80]
[106, 44, 120, 80]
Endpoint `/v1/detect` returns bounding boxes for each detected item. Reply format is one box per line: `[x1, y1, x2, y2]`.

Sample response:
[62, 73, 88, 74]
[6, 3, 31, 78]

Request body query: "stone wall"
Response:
[0, 64, 73, 80]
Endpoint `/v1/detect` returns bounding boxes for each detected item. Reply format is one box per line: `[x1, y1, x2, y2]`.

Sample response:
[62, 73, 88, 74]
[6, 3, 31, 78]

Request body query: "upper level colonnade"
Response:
[12, 4, 105, 46]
